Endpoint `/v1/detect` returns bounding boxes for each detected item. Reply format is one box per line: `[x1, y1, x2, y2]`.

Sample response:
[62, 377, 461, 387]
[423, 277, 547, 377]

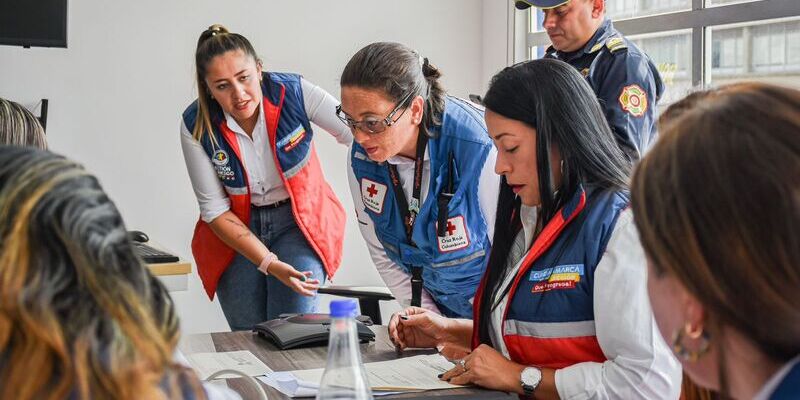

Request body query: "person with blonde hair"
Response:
[0, 146, 239, 399]
[632, 82, 800, 399]
[180, 24, 351, 330]
[0, 97, 47, 148]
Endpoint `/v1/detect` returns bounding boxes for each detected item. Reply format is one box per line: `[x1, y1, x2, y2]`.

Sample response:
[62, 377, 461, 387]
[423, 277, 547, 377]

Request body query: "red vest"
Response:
[183, 72, 345, 299]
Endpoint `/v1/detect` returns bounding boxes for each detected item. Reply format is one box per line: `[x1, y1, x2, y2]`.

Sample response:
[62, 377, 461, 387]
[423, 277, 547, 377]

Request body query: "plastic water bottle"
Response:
[316, 299, 373, 400]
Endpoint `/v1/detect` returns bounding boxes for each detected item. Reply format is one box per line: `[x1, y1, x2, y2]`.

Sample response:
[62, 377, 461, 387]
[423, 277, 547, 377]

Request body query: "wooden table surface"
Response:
[179, 327, 515, 400]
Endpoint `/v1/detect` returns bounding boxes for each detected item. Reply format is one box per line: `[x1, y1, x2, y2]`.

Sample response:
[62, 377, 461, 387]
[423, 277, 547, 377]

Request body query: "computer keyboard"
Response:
[133, 242, 180, 264]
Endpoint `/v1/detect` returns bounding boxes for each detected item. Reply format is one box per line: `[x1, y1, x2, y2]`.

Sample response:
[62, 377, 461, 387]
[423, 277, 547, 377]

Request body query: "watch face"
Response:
[521, 367, 542, 386]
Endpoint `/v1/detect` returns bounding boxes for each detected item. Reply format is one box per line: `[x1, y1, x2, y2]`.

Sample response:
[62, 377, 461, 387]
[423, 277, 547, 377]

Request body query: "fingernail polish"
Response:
[400, 316, 408, 321]
[437, 373, 443, 378]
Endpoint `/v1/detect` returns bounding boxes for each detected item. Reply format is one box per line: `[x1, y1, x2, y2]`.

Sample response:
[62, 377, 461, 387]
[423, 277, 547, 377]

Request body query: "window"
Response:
[710, 17, 800, 87]
[524, 0, 800, 104]
[628, 30, 692, 104]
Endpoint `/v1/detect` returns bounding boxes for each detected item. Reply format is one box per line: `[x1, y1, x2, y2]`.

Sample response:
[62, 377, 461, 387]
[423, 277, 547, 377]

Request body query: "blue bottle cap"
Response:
[329, 299, 358, 318]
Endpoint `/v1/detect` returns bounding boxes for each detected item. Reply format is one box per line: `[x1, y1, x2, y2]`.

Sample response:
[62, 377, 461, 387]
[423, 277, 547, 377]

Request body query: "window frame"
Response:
[524, 0, 800, 86]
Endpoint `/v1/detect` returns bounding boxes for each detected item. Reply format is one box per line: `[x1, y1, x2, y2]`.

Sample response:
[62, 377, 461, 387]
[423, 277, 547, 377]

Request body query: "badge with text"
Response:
[619, 84, 648, 117]
[279, 125, 307, 152]
[211, 150, 235, 181]
[436, 215, 470, 253]
[361, 178, 387, 214]
[530, 264, 585, 293]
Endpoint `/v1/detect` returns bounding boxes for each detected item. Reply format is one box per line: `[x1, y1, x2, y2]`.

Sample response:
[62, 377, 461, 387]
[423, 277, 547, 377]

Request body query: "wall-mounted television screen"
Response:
[0, 0, 68, 48]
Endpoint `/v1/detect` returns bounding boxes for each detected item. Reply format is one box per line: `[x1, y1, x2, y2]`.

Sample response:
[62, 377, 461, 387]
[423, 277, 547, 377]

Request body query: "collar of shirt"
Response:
[385, 145, 431, 166]
[754, 354, 800, 400]
[549, 18, 615, 62]
[223, 102, 266, 138]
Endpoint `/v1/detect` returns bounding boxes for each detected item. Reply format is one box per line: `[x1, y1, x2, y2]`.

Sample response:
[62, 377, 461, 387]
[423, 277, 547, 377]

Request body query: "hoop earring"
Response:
[671, 322, 710, 362]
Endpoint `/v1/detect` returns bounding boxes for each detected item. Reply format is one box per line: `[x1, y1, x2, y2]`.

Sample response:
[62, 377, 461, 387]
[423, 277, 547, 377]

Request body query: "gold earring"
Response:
[671, 322, 710, 362]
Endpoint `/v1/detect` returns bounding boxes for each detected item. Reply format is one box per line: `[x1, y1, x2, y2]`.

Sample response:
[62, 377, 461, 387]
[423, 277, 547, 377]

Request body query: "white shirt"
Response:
[490, 209, 682, 399]
[347, 144, 501, 312]
[181, 78, 352, 223]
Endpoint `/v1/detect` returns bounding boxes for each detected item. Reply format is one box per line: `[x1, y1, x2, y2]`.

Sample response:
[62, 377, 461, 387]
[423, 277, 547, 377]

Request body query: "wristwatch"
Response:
[520, 366, 542, 397]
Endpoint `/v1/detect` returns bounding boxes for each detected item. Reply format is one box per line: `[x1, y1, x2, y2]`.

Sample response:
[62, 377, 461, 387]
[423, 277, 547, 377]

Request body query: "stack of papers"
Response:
[258, 354, 462, 398]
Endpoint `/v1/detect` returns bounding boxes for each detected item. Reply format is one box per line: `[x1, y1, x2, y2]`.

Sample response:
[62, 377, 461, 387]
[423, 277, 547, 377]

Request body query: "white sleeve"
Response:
[554, 210, 682, 400]
[347, 152, 440, 313]
[477, 146, 500, 243]
[180, 120, 231, 223]
[301, 77, 353, 146]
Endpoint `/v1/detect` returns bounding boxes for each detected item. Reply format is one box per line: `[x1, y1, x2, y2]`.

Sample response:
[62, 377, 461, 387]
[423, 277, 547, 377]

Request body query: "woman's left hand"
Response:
[440, 344, 526, 394]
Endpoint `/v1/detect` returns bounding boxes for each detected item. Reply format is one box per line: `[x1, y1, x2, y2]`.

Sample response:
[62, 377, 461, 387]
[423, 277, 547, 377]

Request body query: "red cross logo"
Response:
[446, 220, 457, 236]
[366, 184, 378, 198]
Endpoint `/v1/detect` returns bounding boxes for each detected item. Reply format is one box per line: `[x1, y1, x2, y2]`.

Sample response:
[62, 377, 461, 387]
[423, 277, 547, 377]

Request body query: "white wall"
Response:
[0, 0, 511, 333]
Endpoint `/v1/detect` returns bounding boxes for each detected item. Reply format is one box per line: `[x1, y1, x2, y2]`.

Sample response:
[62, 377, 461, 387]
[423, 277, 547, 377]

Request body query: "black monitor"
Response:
[0, 0, 68, 48]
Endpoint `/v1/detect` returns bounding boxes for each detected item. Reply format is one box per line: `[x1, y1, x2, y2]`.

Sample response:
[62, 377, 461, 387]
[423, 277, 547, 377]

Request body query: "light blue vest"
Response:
[350, 96, 492, 318]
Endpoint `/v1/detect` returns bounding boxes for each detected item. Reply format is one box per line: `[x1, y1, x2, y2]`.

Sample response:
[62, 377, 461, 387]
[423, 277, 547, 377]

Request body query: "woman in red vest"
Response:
[388, 59, 681, 398]
[180, 25, 350, 330]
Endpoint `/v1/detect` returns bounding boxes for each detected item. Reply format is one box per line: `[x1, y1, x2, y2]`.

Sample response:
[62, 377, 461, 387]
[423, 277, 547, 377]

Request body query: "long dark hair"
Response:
[477, 59, 630, 345]
[340, 42, 446, 138]
[632, 83, 800, 397]
[0, 146, 204, 399]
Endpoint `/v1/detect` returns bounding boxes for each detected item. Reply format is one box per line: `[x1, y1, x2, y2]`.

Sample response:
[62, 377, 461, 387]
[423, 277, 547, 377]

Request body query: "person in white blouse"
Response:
[388, 59, 682, 399]
[632, 83, 800, 400]
[339, 42, 501, 318]
[180, 25, 351, 330]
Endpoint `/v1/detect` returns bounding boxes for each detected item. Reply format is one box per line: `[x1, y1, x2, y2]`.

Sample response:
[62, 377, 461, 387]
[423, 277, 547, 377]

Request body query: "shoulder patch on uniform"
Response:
[361, 178, 387, 214]
[606, 37, 628, 53]
[589, 42, 604, 53]
[619, 84, 648, 117]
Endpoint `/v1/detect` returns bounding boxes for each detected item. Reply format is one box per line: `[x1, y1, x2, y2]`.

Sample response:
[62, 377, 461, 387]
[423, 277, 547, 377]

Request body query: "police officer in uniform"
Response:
[516, 0, 664, 160]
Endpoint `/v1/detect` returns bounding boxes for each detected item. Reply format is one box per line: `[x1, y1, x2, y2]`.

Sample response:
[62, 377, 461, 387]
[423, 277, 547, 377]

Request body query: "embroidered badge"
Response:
[581, 68, 590, 77]
[619, 84, 648, 117]
[279, 125, 307, 152]
[436, 215, 470, 253]
[212, 149, 229, 166]
[361, 178, 387, 214]
[530, 264, 585, 293]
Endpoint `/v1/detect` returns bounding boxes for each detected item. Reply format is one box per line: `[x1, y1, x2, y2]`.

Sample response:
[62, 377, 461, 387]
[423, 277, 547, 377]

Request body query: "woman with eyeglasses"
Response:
[339, 42, 501, 318]
[180, 24, 351, 330]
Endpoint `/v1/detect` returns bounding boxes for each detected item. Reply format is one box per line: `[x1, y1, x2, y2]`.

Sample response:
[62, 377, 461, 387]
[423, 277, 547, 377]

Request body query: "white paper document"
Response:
[257, 354, 462, 397]
[186, 350, 273, 380]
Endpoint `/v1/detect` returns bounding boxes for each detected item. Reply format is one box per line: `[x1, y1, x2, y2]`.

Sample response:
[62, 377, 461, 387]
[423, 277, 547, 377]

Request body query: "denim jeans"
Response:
[215, 202, 326, 331]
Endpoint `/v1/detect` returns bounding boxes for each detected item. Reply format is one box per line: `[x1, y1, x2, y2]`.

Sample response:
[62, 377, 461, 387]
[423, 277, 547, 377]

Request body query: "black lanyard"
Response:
[387, 132, 429, 246]
[387, 133, 428, 308]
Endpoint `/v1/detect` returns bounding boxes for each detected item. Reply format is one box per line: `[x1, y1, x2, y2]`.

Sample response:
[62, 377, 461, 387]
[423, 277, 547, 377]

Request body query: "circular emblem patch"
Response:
[619, 84, 648, 117]
[212, 149, 229, 166]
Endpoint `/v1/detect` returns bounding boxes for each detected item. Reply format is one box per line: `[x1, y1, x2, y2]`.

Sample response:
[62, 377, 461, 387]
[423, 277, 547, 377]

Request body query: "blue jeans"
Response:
[215, 202, 326, 331]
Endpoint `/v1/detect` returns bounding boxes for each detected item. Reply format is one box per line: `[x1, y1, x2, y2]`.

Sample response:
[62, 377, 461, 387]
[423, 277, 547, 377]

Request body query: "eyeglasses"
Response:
[336, 91, 414, 135]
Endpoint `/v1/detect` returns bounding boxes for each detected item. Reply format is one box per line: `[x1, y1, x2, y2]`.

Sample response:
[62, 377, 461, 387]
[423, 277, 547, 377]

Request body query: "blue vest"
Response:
[771, 360, 800, 400]
[350, 96, 492, 318]
[497, 185, 629, 368]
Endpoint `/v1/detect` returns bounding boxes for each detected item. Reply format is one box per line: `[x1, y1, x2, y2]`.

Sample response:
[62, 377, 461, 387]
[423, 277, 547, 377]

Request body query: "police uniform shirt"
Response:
[546, 18, 665, 160]
[181, 78, 352, 223]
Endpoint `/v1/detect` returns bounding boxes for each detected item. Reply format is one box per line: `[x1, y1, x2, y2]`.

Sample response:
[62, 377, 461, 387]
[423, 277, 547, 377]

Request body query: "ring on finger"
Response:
[458, 359, 468, 371]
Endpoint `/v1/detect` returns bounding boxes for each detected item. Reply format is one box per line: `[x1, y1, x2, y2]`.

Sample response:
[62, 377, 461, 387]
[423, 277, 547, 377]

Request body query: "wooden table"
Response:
[179, 328, 515, 400]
